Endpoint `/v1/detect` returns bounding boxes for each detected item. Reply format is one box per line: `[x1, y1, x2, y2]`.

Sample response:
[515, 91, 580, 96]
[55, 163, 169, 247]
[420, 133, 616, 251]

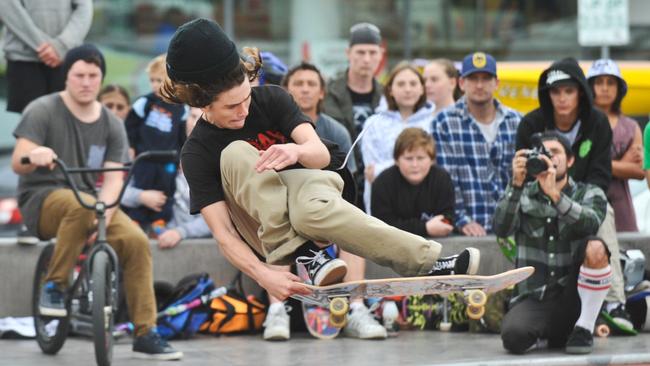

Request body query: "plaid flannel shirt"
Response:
[493, 178, 607, 302]
[432, 97, 521, 232]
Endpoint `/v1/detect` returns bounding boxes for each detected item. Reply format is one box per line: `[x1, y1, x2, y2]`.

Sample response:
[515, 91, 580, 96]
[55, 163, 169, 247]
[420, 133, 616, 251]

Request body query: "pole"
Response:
[600, 45, 610, 59]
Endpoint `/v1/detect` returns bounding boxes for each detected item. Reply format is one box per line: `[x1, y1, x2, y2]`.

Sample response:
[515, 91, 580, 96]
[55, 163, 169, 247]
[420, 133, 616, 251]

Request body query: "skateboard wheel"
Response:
[329, 313, 347, 328]
[595, 323, 610, 337]
[329, 297, 349, 317]
[467, 290, 487, 307]
[466, 305, 485, 320]
[439, 322, 452, 332]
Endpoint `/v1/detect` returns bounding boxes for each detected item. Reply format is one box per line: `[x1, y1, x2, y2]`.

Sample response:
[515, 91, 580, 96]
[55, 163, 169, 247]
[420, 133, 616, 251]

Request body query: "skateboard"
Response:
[296, 263, 341, 339]
[292, 266, 534, 328]
[596, 280, 650, 337]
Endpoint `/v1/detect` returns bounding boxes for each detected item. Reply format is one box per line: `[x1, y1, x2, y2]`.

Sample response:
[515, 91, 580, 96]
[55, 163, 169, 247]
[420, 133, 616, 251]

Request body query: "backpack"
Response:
[200, 272, 266, 335]
[156, 273, 216, 339]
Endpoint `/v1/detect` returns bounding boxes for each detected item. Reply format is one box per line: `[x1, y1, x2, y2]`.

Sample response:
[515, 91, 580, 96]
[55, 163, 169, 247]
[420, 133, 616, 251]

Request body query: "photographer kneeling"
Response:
[494, 131, 609, 355]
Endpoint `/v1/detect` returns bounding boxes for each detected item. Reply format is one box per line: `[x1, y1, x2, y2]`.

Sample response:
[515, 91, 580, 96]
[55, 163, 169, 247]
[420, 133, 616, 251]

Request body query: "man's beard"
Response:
[555, 170, 567, 182]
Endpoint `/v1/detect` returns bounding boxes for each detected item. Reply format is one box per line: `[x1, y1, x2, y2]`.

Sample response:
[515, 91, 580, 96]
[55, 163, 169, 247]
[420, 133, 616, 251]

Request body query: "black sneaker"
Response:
[133, 329, 183, 360]
[17, 225, 39, 245]
[296, 248, 347, 286]
[39, 281, 67, 317]
[565, 326, 593, 354]
[607, 303, 635, 332]
[428, 248, 480, 276]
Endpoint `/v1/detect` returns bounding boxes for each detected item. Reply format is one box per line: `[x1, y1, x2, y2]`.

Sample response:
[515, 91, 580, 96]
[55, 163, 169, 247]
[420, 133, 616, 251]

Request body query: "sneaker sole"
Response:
[565, 345, 592, 354]
[465, 247, 480, 275]
[263, 332, 290, 341]
[133, 350, 184, 361]
[344, 328, 388, 339]
[39, 306, 67, 317]
[313, 259, 348, 286]
[17, 238, 40, 245]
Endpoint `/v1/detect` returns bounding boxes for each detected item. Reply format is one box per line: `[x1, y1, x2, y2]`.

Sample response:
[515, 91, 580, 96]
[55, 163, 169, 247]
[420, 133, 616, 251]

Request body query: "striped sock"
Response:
[575, 265, 611, 332]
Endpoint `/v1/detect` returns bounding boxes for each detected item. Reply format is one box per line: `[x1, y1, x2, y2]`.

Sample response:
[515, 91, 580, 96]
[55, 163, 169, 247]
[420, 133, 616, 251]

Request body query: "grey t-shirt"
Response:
[13, 93, 128, 236]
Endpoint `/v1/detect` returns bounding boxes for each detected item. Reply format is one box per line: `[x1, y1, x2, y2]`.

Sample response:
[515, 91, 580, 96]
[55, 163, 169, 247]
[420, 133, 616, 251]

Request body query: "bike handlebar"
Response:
[21, 150, 178, 211]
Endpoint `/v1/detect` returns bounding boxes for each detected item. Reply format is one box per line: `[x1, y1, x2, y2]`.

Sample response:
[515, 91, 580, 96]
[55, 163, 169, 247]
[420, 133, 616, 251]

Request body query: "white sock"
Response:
[350, 301, 366, 312]
[268, 302, 285, 313]
[575, 265, 611, 332]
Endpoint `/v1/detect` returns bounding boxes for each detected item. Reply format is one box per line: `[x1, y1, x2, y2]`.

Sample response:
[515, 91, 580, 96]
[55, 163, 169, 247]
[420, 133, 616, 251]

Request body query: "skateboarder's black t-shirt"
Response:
[182, 85, 310, 214]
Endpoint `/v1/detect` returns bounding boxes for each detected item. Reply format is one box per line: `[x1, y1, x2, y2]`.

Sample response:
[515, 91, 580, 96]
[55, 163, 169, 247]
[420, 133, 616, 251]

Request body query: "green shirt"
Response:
[493, 177, 607, 302]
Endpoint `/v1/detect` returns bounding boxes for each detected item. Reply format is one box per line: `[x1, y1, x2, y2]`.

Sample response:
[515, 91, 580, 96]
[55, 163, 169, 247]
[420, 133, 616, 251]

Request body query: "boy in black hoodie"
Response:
[515, 57, 633, 332]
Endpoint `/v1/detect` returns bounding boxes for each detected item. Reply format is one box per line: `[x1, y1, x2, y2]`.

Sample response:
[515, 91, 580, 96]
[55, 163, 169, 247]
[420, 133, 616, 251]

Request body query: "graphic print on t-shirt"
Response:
[245, 130, 290, 151]
[145, 105, 173, 133]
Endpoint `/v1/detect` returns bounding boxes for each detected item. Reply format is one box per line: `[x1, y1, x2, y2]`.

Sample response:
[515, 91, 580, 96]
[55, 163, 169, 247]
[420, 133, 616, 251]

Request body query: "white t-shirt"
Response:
[475, 109, 504, 144]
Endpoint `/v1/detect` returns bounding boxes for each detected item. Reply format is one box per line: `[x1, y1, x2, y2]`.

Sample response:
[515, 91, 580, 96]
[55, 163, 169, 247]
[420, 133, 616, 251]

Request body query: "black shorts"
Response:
[6, 60, 65, 113]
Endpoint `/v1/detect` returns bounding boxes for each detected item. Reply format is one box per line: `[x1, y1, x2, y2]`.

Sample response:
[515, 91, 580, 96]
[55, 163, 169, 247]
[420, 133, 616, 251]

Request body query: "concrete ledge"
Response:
[1, 234, 649, 317]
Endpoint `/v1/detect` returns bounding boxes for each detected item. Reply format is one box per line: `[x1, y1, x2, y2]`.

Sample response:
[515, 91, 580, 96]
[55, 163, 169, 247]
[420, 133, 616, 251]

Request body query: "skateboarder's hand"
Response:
[512, 149, 529, 188]
[258, 267, 312, 301]
[256, 143, 299, 172]
[461, 221, 486, 237]
[426, 215, 454, 237]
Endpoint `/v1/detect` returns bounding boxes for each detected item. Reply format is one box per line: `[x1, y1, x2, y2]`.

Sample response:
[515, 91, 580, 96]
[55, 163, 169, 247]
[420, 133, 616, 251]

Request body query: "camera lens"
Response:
[526, 156, 548, 176]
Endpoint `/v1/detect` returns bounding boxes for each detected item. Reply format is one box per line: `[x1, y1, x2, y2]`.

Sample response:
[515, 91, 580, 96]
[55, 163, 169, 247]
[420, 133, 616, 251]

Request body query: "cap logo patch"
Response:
[546, 70, 571, 86]
[472, 52, 487, 68]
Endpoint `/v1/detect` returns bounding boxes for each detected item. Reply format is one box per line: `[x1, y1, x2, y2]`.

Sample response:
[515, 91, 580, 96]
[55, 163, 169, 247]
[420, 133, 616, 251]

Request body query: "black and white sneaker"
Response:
[133, 329, 183, 360]
[565, 326, 593, 354]
[17, 225, 39, 245]
[428, 247, 480, 276]
[296, 248, 347, 286]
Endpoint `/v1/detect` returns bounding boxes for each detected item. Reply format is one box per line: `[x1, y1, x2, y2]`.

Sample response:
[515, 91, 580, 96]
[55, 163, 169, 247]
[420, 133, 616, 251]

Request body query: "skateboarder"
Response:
[159, 18, 480, 302]
[494, 131, 610, 354]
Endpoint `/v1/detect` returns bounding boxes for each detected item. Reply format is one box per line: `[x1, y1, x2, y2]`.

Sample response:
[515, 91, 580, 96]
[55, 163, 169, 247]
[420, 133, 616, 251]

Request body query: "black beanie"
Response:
[349, 22, 382, 46]
[63, 44, 106, 80]
[166, 18, 240, 84]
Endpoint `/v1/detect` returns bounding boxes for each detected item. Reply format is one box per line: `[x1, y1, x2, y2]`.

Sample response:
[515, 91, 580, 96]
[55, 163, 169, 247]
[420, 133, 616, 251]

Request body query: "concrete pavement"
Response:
[1, 330, 650, 366]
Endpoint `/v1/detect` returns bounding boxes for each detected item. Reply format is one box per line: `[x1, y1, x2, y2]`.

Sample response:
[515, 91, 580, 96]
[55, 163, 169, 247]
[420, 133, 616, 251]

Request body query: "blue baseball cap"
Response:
[460, 52, 497, 78]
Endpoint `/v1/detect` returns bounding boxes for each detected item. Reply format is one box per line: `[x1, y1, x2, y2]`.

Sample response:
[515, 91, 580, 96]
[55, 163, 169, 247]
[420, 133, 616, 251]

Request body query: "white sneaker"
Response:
[344, 304, 387, 339]
[263, 304, 290, 341]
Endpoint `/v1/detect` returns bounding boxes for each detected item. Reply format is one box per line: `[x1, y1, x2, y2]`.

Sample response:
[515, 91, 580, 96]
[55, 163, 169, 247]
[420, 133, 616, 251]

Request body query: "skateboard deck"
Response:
[296, 263, 341, 339]
[293, 267, 534, 308]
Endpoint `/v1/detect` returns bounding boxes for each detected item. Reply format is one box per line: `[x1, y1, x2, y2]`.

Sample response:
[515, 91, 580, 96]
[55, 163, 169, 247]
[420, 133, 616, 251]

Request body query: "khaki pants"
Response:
[597, 203, 626, 304]
[40, 189, 156, 337]
[220, 141, 441, 276]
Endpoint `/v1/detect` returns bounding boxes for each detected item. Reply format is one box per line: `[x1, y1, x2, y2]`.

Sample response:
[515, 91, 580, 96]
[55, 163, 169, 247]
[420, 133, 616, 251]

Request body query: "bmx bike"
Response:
[26, 150, 176, 366]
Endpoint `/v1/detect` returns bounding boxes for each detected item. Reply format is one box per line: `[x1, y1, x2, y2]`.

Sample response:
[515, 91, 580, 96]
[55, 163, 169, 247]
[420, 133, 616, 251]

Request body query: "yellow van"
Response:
[496, 61, 650, 120]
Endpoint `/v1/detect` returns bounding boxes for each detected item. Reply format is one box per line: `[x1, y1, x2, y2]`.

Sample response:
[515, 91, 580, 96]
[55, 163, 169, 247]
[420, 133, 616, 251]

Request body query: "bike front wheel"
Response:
[32, 243, 71, 355]
[91, 251, 115, 366]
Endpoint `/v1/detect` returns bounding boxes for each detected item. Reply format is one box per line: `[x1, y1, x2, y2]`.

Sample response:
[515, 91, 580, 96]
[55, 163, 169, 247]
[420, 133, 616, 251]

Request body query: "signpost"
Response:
[578, 0, 630, 58]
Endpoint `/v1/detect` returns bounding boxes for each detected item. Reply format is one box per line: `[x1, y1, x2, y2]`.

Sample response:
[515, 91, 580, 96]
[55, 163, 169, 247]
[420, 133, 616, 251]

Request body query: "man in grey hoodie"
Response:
[1, 0, 92, 113]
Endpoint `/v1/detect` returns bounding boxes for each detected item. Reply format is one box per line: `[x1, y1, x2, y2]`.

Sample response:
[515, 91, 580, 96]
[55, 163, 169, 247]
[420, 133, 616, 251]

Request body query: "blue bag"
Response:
[156, 273, 215, 339]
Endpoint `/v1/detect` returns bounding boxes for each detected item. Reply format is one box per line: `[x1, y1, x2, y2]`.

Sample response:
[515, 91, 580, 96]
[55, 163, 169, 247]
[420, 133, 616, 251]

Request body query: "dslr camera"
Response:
[525, 133, 553, 176]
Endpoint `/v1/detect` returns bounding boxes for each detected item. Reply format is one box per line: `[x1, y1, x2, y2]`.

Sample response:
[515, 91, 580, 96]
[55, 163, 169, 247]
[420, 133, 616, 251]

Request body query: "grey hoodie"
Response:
[1, 0, 92, 62]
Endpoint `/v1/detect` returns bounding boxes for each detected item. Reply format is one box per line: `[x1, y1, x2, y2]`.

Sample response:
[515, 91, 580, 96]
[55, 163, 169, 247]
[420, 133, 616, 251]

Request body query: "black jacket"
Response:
[516, 57, 612, 193]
